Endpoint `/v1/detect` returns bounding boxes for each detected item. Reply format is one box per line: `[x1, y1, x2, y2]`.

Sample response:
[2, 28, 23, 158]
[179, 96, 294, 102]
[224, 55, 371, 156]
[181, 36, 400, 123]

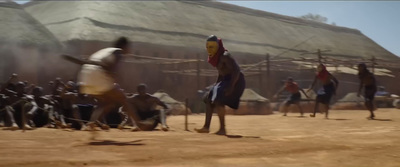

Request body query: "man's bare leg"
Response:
[117, 107, 128, 129]
[320, 103, 329, 119]
[117, 107, 140, 131]
[214, 104, 226, 135]
[72, 105, 87, 130]
[282, 103, 289, 116]
[365, 101, 375, 119]
[160, 109, 169, 131]
[43, 105, 56, 128]
[310, 100, 319, 117]
[23, 103, 35, 130]
[26, 110, 36, 129]
[5, 106, 19, 130]
[195, 101, 213, 133]
[296, 102, 304, 116]
[86, 102, 114, 131]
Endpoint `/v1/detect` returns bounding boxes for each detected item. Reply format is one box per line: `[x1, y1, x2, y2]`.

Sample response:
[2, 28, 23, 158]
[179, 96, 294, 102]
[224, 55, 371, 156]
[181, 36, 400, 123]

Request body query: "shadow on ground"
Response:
[88, 140, 145, 146]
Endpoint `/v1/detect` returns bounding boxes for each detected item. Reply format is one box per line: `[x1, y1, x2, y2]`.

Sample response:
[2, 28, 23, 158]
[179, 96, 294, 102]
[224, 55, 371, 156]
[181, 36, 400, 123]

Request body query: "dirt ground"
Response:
[1, 109, 400, 167]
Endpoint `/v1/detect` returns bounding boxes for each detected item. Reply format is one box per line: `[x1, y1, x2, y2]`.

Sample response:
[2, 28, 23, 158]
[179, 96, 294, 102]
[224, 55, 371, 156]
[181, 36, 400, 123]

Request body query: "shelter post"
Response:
[196, 54, 200, 91]
[318, 49, 322, 63]
[185, 98, 189, 131]
[266, 54, 271, 99]
[371, 56, 376, 74]
[259, 60, 263, 94]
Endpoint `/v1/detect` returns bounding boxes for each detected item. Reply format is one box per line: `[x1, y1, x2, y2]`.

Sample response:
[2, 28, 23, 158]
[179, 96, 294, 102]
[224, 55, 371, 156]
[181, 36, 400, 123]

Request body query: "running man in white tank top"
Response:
[63, 37, 149, 130]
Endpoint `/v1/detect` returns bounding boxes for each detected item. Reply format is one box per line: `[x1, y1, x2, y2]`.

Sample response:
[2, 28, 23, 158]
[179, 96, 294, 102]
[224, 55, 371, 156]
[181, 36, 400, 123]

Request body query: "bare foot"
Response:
[117, 124, 124, 130]
[161, 125, 169, 131]
[4, 123, 19, 130]
[85, 122, 99, 131]
[131, 126, 141, 132]
[43, 124, 55, 128]
[24, 124, 34, 130]
[310, 114, 315, 117]
[80, 125, 88, 131]
[214, 129, 226, 136]
[100, 124, 110, 130]
[194, 127, 209, 133]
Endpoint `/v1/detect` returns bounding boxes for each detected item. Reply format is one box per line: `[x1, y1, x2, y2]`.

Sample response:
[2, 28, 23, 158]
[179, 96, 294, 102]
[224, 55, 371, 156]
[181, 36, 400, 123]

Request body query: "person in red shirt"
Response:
[274, 77, 309, 116]
[308, 64, 339, 119]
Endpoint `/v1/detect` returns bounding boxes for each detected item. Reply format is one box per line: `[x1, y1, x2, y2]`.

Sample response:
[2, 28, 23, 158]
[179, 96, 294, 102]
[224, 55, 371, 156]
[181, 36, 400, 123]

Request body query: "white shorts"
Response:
[78, 65, 114, 95]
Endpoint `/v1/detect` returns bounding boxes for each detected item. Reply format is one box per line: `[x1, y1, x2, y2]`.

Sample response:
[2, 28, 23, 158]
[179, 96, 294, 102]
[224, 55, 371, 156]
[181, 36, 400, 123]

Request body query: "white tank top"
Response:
[78, 47, 121, 95]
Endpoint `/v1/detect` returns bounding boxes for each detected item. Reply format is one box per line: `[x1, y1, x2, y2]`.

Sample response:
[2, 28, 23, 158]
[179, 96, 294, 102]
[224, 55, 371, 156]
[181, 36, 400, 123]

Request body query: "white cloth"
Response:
[78, 48, 121, 95]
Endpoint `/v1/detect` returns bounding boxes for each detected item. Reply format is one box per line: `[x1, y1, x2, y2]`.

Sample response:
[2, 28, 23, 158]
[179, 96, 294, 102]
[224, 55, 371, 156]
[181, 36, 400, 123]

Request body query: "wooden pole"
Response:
[22, 103, 26, 132]
[371, 56, 376, 74]
[196, 54, 200, 91]
[318, 49, 322, 63]
[185, 98, 189, 131]
[259, 63, 263, 94]
[266, 54, 271, 99]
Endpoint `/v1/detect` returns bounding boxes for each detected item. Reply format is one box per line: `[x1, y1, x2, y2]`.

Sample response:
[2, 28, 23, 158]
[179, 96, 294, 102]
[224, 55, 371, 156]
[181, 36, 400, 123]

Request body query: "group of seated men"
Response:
[0, 74, 170, 131]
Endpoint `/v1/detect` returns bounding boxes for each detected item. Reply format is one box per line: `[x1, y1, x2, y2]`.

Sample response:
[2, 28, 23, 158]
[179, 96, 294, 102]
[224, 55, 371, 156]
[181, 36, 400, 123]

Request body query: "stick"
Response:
[185, 98, 189, 131]
[22, 103, 26, 132]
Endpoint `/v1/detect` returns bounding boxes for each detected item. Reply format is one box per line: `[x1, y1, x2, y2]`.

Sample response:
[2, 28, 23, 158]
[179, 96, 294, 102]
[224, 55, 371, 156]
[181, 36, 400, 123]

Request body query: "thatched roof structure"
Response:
[337, 92, 364, 102]
[0, 2, 60, 49]
[0, 2, 63, 83]
[24, 1, 398, 60]
[240, 89, 269, 102]
[152, 91, 182, 104]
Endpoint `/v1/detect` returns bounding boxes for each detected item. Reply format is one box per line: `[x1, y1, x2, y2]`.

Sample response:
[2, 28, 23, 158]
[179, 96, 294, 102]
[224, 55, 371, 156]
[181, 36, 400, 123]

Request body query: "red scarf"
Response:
[316, 64, 329, 81]
[207, 38, 227, 67]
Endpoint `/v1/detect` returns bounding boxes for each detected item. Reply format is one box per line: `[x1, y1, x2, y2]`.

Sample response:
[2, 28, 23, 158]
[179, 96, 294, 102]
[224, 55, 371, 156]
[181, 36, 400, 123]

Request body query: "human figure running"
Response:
[357, 63, 377, 119]
[274, 77, 309, 117]
[308, 64, 339, 119]
[63, 37, 148, 130]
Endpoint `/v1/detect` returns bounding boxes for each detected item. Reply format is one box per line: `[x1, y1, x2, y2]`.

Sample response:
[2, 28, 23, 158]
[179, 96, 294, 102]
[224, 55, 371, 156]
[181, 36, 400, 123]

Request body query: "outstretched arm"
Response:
[274, 85, 286, 99]
[62, 54, 109, 68]
[155, 98, 169, 110]
[308, 76, 317, 92]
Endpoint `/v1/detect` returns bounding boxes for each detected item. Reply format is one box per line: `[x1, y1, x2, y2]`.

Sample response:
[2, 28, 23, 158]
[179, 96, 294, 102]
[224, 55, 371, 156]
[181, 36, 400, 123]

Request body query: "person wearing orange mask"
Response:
[195, 35, 245, 135]
[308, 64, 339, 119]
[274, 77, 309, 116]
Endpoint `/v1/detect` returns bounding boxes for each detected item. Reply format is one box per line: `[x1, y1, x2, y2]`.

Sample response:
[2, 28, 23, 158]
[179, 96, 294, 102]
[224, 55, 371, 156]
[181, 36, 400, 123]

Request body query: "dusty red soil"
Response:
[1, 109, 399, 167]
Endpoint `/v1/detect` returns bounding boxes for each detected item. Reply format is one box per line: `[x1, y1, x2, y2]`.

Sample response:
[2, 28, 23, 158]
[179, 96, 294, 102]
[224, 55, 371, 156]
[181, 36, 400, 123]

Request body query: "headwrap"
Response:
[207, 38, 227, 67]
[316, 64, 329, 81]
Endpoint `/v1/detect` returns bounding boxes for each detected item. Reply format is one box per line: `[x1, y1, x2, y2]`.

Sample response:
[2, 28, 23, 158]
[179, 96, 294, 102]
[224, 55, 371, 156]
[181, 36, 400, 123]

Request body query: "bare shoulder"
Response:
[130, 94, 139, 99]
[148, 94, 161, 101]
[220, 51, 235, 62]
[221, 51, 232, 59]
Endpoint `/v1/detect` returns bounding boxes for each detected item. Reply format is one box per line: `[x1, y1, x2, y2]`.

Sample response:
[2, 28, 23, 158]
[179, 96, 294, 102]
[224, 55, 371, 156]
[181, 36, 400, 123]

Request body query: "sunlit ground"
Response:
[1, 109, 399, 167]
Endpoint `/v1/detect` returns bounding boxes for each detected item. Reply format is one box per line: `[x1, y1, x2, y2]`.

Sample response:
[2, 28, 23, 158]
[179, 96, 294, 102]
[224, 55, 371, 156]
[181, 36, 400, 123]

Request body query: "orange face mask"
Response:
[206, 41, 219, 57]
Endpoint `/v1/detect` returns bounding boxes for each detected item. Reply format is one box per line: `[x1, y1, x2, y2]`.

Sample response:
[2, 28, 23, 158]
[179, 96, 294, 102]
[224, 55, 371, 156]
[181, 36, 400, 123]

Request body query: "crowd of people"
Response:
[0, 74, 170, 131]
[0, 35, 380, 136]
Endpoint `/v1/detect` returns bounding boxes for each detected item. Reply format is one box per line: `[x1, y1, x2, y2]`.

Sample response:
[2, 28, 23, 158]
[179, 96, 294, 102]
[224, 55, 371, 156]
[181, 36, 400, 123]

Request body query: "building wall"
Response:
[60, 40, 400, 106]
